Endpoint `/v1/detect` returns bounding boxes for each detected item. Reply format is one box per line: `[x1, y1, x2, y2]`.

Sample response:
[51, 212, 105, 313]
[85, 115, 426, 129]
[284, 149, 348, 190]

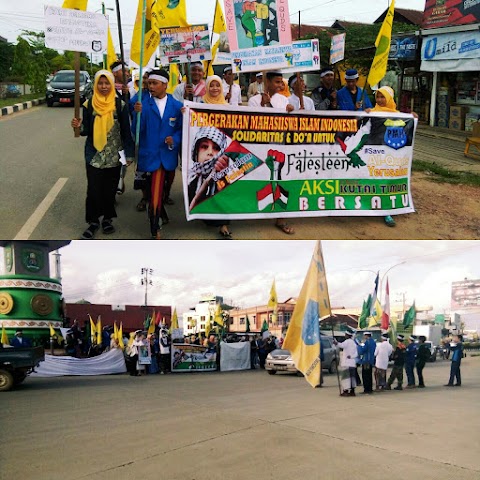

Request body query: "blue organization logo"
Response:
[301, 300, 320, 346]
[384, 120, 407, 150]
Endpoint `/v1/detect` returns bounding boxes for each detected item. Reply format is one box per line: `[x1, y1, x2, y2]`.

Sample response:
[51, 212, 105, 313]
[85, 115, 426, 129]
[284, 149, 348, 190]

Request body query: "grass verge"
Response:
[413, 160, 480, 188]
[0, 93, 44, 109]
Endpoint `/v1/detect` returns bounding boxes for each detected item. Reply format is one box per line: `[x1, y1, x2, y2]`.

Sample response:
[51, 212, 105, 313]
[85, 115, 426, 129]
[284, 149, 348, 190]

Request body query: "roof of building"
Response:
[374, 8, 424, 26]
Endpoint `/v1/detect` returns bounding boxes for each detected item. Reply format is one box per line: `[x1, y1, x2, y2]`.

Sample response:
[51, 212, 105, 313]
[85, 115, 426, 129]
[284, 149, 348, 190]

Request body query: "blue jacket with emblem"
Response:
[358, 337, 376, 366]
[131, 93, 183, 172]
[336, 86, 372, 111]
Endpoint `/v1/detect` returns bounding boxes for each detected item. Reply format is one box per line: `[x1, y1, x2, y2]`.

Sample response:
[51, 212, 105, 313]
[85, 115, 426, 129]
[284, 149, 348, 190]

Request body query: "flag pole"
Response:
[329, 317, 342, 394]
[115, 0, 128, 93]
[134, 0, 148, 161]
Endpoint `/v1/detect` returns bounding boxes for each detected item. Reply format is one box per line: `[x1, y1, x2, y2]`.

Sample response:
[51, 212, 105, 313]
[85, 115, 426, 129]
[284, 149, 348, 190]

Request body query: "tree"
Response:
[0, 41, 15, 82]
[303, 22, 417, 73]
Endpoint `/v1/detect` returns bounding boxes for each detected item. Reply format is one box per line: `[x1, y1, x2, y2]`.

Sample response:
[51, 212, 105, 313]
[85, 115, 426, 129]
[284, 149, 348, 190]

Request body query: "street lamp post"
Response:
[361, 261, 406, 297]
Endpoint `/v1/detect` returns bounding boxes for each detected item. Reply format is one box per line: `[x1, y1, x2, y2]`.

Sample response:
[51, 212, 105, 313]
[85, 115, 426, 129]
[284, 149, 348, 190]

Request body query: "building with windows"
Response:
[182, 295, 233, 337]
[451, 278, 480, 333]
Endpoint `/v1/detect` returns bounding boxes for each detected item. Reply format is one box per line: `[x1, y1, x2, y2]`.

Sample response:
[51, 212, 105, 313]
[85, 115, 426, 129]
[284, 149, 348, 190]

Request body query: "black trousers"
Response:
[85, 163, 121, 224]
[448, 361, 461, 385]
[417, 361, 426, 386]
[362, 364, 373, 392]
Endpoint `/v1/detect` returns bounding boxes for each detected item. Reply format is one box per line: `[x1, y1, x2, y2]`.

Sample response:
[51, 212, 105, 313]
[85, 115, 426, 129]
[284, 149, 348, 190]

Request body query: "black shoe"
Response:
[418, 385, 425, 388]
[81, 223, 99, 239]
[102, 219, 115, 234]
[454, 384, 461, 387]
[444, 384, 454, 387]
[165, 196, 174, 205]
[394, 386, 403, 391]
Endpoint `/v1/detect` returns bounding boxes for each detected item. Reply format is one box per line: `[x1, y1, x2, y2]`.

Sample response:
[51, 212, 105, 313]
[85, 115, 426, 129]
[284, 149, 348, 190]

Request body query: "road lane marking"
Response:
[14, 178, 68, 240]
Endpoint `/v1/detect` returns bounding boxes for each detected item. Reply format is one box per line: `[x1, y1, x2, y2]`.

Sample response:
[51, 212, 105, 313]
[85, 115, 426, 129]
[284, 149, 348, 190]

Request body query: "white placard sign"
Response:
[45, 6, 108, 54]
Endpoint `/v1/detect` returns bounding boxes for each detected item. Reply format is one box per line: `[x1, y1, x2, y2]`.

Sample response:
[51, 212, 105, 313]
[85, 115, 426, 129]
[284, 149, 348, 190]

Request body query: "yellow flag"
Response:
[268, 279, 278, 309]
[204, 40, 220, 76]
[213, 0, 226, 34]
[114, 321, 118, 342]
[118, 322, 125, 349]
[152, 0, 188, 30]
[147, 314, 156, 335]
[49, 323, 56, 337]
[367, 0, 395, 87]
[283, 241, 331, 388]
[170, 308, 179, 330]
[62, 0, 88, 9]
[214, 303, 224, 327]
[368, 298, 383, 328]
[107, 28, 117, 70]
[131, 0, 160, 67]
[167, 63, 181, 94]
[96, 316, 102, 346]
[1, 324, 9, 345]
[89, 314, 96, 344]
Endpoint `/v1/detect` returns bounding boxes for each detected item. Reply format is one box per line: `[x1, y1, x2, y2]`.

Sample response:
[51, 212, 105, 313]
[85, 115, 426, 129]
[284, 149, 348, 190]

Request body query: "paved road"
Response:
[1, 105, 478, 240]
[1, 356, 479, 479]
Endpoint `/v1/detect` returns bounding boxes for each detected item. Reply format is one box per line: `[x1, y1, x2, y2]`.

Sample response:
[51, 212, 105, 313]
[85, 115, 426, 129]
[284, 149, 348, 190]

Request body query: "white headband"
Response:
[289, 77, 298, 87]
[112, 65, 123, 73]
[149, 74, 168, 83]
[320, 70, 333, 78]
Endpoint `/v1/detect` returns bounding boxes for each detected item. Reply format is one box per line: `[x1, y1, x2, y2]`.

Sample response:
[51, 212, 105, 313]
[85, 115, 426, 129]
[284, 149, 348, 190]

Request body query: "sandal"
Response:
[275, 221, 295, 235]
[384, 215, 396, 227]
[102, 219, 115, 234]
[165, 196, 174, 205]
[136, 198, 147, 212]
[81, 223, 99, 240]
[219, 226, 232, 239]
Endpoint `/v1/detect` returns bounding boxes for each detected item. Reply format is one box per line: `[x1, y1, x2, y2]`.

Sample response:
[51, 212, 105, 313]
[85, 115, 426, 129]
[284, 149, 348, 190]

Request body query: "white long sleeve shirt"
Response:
[374, 341, 393, 369]
[338, 338, 358, 368]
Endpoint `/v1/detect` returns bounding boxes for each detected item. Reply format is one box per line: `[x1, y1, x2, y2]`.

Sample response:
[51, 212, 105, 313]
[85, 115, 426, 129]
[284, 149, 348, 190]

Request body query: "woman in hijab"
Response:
[71, 70, 134, 239]
[190, 75, 232, 238]
[366, 86, 417, 228]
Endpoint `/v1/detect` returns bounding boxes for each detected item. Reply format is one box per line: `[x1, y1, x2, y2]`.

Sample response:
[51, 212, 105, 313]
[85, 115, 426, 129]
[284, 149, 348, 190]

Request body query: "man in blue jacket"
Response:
[336, 68, 372, 111]
[357, 331, 376, 394]
[445, 335, 463, 387]
[132, 69, 183, 239]
[10, 329, 32, 348]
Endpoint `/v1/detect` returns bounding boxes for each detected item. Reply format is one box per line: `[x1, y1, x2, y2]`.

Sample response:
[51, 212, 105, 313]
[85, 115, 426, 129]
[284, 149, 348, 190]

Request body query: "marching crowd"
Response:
[71, 61, 412, 240]
[336, 331, 465, 397]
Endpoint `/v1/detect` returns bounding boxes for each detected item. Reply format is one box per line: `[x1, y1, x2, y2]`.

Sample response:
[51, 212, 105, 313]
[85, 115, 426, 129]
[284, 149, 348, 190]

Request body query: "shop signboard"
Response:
[389, 35, 418, 60]
[422, 30, 480, 61]
[422, 0, 480, 29]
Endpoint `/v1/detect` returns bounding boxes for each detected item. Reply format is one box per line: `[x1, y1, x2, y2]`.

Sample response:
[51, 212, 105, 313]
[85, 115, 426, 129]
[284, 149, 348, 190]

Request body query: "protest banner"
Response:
[171, 344, 217, 372]
[158, 24, 212, 64]
[330, 33, 346, 65]
[182, 103, 417, 221]
[281, 39, 320, 73]
[45, 5, 108, 54]
[224, 0, 293, 73]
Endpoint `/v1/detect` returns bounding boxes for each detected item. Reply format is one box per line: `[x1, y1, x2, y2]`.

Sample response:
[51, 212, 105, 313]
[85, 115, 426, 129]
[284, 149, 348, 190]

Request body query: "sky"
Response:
[0, 0, 428, 46]
[2, 240, 478, 318]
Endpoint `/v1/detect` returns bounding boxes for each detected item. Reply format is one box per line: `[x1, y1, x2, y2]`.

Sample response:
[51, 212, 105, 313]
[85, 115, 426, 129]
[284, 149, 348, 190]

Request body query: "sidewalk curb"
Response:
[0, 97, 46, 117]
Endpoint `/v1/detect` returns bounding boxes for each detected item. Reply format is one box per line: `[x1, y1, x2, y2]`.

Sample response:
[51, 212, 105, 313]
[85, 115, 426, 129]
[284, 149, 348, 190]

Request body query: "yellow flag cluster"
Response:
[367, 0, 395, 87]
[152, 0, 188, 30]
[214, 303, 224, 327]
[283, 241, 332, 388]
[169, 308, 179, 332]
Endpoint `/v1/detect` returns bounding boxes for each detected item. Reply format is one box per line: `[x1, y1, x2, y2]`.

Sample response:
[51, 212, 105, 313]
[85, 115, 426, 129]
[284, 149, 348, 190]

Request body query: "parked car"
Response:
[265, 336, 338, 375]
[46, 70, 92, 107]
[0, 346, 45, 391]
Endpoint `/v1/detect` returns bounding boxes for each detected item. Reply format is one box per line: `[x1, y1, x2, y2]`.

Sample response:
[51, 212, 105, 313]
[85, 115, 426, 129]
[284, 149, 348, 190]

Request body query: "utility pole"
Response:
[141, 268, 153, 307]
[298, 10, 301, 40]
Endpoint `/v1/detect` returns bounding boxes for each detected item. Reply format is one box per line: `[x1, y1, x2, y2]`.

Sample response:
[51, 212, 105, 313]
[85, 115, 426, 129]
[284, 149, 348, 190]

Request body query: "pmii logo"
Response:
[384, 119, 407, 150]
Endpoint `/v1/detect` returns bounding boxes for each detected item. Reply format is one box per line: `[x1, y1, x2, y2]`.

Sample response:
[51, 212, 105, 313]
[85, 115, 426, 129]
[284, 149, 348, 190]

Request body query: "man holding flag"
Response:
[283, 241, 331, 388]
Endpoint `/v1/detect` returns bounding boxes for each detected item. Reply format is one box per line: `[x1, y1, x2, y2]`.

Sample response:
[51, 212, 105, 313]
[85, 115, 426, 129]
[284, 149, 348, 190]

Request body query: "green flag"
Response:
[246, 315, 251, 333]
[403, 301, 416, 327]
[358, 294, 372, 329]
[261, 319, 269, 333]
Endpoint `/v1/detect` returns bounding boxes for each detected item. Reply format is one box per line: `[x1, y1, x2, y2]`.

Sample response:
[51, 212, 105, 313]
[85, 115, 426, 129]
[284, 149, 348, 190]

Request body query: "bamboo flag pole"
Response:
[296, 71, 304, 110]
[115, 0, 128, 95]
[134, 0, 148, 161]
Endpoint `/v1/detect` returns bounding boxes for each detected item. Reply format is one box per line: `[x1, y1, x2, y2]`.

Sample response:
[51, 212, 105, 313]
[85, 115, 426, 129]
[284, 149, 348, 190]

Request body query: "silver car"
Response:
[265, 336, 339, 375]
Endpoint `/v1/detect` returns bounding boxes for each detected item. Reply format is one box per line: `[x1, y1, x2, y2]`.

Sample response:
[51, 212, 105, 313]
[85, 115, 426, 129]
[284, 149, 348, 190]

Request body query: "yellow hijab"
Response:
[372, 86, 398, 112]
[203, 75, 227, 104]
[91, 70, 116, 152]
